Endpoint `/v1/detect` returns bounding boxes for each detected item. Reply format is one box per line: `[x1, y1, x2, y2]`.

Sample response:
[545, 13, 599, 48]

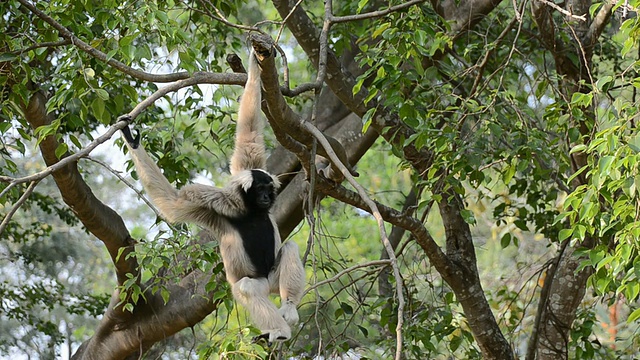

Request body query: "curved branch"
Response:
[332, 0, 426, 23]
[304, 260, 392, 295]
[305, 119, 405, 360]
[9, 39, 72, 54]
[17, 0, 190, 83]
[21, 90, 138, 286]
[584, 2, 614, 49]
[0, 180, 39, 235]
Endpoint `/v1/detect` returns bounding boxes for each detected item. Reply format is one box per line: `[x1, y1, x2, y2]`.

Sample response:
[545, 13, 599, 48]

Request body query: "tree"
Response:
[1, 0, 639, 359]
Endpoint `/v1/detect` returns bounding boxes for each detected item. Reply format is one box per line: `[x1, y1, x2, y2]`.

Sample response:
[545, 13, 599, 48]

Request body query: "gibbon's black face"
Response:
[244, 170, 277, 211]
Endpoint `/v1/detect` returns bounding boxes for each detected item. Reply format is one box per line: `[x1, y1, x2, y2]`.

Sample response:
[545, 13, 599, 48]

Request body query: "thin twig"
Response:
[332, 0, 426, 23]
[17, 0, 189, 83]
[196, 0, 264, 33]
[0, 120, 129, 187]
[0, 180, 39, 235]
[536, 0, 587, 21]
[83, 156, 162, 218]
[9, 39, 72, 54]
[304, 120, 405, 360]
[304, 259, 392, 295]
[275, 0, 305, 43]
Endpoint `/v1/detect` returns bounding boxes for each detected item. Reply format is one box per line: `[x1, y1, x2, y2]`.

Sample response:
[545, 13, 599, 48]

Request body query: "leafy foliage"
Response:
[2, 0, 640, 358]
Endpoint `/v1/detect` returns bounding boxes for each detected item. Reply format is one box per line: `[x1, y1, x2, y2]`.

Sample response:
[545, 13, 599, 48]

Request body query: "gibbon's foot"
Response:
[117, 114, 132, 123]
[279, 301, 299, 326]
[121, 124, 140, 149]
[252, 333, 271, 346]
[259, 328, 290, 343]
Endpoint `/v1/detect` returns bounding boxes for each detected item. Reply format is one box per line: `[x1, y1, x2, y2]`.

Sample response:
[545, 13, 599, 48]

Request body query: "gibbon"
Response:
[119, 50, 305, 342]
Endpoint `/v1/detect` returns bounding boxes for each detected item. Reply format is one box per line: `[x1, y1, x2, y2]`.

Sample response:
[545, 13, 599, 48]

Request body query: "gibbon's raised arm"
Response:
[230, 51, 266, 176]
[120, 125, 244, 225]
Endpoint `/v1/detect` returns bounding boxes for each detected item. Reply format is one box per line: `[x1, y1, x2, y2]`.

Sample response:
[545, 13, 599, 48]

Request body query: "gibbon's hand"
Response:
[120, 123, 140, 149]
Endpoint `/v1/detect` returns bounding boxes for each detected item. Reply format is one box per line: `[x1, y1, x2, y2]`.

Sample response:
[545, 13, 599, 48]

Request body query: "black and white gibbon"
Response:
[119, 50, 306, 342]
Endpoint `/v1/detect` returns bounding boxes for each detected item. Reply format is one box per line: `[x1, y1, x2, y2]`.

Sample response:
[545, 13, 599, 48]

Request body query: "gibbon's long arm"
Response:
[230, 51, 266, 176]
[121, 124, 245, 225]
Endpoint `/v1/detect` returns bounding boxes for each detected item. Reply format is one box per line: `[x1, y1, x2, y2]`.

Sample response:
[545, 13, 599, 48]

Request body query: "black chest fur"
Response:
[228, 212, 276, 278]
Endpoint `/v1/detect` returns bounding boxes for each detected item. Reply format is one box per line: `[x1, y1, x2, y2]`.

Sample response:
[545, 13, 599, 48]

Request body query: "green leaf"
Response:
[357, 325, 369, 337]
[161, 288, 170, 304]
[155, 10, 168, 24]
[55, 143, 68, 159]
[357, 0, 369, 13]
[558, 228, 573, 241]
[596, 75, 613, 92]
[571, 92, 593, 107]
[364, 88, 378, 104]
[460, 209, 476, 224]
[95, 89, 109, 101]
[598, 155, 615, 176]
[91, 97, 106, 123]
[589, 248, 605, 267]
[624, 282, 639, 301]
[570, 144, 586, 154]
[0, 53, 18, 62]
[352, 76, 364, 96]
[362, 107, 376, 133]
[69, 134, 83, 149]
[340, 302, 353, 315]
[0, 121, 11, 133]
[626, 307, 640, 323]
[502, 158, 517, 184]
[500, 233, 511, 248]
[372, 23, 390, 39]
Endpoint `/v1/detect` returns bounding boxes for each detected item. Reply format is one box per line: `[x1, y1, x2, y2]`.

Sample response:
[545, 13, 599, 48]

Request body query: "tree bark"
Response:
[529, 0, 613, 358]
[270, 1, 514, 357]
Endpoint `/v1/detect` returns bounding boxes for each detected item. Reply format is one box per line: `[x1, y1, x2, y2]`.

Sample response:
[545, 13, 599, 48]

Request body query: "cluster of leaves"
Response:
[117, 227, 226, 312]
[561, 122, 640, 313]
[0, 280, 110, 351]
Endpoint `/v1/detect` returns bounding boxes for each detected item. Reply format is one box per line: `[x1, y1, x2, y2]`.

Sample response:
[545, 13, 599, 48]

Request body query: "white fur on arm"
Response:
[230, 50, 266, 175]
[179, 183, 245, 219]
[127, 145, 217, 225]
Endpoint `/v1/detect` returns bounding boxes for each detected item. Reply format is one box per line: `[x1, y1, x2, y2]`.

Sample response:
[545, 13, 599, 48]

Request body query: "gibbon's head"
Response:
[236, 169, 280, 210]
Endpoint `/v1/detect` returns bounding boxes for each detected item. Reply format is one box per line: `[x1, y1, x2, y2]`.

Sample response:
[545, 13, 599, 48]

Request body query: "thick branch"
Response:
[584, 2, 614, 50]
[73, 267, 221, 359]
[271, 2, 513, 357]
[22, 90, 138, 286]
[431, 0, 505, 34]
[250, 34, 358, 177]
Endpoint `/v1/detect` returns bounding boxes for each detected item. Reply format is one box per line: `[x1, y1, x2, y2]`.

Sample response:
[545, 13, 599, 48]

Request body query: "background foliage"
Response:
[2, 0, 640, 359]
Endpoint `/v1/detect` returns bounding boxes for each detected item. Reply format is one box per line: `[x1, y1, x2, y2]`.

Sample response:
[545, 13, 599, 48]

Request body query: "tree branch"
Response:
[20, 90, 138, 286]
[584, 2, 614, 49]
[17, 0, 190, 83]
[304, 118, 406, 360]
[9, 39, 72, 54]
[332, 0, 426, 23]
[0, 180, 38, 235]
[432, 0, 505, 34]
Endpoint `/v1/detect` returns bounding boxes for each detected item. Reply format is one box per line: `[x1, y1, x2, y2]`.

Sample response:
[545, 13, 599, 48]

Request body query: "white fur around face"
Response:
[235, 170, 255, 192]
[233, 169, 281, 193]
[256, 169, 281, 189]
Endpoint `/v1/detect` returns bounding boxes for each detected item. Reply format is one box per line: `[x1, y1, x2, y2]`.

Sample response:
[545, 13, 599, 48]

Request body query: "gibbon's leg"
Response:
[270, 241, 306, 326]
[232, 277, 292, 342]
[230, 50, 266, 175]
